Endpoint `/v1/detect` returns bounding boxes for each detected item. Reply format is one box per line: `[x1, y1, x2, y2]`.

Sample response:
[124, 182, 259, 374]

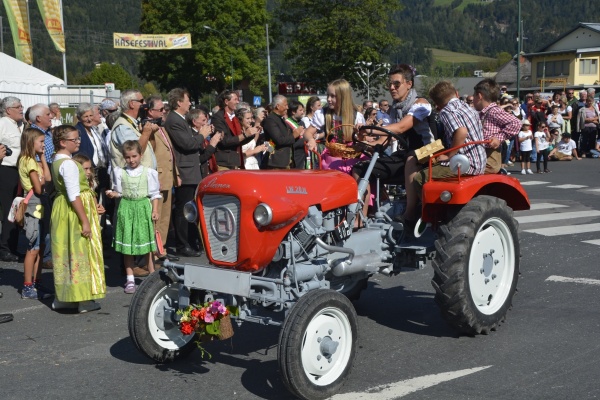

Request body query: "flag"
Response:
[36, 0, 65, 53]
[2, 0, 32, 64]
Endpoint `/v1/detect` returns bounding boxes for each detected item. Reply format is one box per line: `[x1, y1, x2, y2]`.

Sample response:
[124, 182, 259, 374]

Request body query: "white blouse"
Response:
[54, 154, 82, 202]
[112, 165, 162, 200]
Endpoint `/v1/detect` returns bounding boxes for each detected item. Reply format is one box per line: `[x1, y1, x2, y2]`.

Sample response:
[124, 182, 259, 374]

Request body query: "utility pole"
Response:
[517, 0, 521, 100]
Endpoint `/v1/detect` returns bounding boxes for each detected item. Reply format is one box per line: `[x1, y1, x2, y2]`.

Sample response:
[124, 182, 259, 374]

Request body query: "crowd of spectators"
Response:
[1, 71, 599, 311]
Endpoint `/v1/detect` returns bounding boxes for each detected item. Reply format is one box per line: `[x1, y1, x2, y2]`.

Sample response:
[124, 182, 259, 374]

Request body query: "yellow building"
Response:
[525, 23, 600, 90]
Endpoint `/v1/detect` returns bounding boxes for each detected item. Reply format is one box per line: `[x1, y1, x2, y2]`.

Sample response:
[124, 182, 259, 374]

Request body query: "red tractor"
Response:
[128, 126, 529, 400]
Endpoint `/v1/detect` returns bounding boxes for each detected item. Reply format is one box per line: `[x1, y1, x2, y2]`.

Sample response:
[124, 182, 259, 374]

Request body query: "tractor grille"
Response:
[202, 195, 240, 263]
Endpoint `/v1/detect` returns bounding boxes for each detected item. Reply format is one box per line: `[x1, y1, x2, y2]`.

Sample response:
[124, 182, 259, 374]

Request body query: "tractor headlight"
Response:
[440, 191, 452, 202]
[183, 201, 198, 223]
[254, 203, 273, 226]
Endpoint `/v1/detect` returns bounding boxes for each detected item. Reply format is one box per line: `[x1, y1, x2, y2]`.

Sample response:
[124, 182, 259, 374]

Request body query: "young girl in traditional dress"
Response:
[51, 125, 106, 313]
[72, 153, 105, 216]
[18, 128, 52, 300]
[107, 140, 161, 294]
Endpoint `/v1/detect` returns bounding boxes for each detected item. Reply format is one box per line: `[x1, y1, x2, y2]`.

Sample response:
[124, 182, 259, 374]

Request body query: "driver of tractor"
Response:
[413, 80, 487, 195]
[350, 63, 435, 227]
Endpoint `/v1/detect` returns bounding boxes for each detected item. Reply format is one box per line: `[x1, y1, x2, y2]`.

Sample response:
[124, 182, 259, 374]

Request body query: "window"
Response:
[579, 59, 598, 75]
[536, 60, 570, 77]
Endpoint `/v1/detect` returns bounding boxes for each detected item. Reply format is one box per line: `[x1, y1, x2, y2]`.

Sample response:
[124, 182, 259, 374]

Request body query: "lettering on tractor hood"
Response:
[286, 186, 307, 194]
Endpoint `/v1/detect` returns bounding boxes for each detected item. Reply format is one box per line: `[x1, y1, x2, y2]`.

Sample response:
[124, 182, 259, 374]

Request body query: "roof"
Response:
[0, 53, 64, 107]
[536, 22, 600, 52]
[0, 53, 64, 86]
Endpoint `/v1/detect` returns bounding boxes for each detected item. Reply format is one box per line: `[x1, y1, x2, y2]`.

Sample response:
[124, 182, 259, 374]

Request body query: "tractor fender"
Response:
[421, 175, 530, 224]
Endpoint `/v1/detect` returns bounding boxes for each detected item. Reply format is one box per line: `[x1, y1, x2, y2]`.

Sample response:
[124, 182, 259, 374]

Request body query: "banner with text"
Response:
[36, 0, 65, 53]
[113, 33, 192, 50]
[2, 0, 32, 64]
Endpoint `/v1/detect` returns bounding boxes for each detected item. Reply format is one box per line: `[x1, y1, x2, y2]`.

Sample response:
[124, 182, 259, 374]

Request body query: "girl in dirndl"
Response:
[107, 140, 161, 294]
[50, 125, 106, 313]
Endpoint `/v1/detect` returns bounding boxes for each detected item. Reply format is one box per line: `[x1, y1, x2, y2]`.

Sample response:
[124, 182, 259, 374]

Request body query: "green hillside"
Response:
[429, 48, 496, 63]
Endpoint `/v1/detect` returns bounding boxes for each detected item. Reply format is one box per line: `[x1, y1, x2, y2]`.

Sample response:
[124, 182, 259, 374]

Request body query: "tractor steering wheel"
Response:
[356, 125, 410, 152]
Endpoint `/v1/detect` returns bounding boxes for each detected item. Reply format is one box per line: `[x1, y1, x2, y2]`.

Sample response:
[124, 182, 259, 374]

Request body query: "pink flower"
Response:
[203, 313, 214, 323]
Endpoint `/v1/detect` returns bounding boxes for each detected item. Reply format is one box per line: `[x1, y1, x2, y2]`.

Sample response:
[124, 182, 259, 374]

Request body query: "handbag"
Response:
[8, 190, 34, 227]
[154, 221, 165, 256]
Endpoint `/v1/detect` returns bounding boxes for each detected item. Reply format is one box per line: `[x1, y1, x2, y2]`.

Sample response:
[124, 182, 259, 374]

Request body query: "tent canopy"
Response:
[0, 53, 65, 107]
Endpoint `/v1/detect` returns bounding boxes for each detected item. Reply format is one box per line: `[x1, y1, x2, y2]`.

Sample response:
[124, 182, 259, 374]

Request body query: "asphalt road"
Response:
[1, 159, 600, 400]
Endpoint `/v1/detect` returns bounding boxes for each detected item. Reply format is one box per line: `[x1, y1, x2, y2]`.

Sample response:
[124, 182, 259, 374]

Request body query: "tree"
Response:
[276, 0, 402, 91]
[139, 0, 270, 99]
[77, 63, 137, 90]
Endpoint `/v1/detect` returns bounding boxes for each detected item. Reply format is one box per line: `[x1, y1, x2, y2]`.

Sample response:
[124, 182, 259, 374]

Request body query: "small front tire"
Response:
[128, 271, 196, 362]
[278, 290, 358, 400]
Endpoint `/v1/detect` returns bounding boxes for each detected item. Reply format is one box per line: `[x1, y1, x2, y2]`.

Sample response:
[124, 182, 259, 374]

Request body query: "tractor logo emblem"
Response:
[210, 206, 235, 240]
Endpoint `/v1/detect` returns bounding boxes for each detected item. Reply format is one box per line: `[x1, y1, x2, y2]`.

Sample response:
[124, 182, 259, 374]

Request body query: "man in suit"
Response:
[263, 95, 304, 169]
[146, 95, 180, 260]
[163, 88, 205, 257]
[212, 90, 256, 169]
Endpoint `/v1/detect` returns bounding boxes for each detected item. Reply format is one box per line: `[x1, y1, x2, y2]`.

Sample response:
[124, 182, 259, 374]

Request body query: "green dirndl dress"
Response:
[113, 166, 157, 255]
[51, 158, 106, 302]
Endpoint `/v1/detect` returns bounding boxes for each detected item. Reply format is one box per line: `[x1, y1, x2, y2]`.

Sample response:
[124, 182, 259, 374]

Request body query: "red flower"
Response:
[191, 309, 202, 318]
[180, 321, 194, 335]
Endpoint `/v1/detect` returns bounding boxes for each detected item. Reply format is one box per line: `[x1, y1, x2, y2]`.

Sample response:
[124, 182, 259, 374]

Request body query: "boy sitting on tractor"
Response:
[413, 80, 487, 194]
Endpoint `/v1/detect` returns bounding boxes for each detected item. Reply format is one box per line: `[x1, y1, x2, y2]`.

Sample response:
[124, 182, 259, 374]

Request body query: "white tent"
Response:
[0, 53, 65, 108]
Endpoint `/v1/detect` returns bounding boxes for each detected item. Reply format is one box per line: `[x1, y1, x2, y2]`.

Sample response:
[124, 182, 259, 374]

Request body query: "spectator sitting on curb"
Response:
[548, 132, 581, 161]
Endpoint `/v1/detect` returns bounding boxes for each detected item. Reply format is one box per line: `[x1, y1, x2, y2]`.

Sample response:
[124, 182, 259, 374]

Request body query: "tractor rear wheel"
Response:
[431, 196, 519, 335]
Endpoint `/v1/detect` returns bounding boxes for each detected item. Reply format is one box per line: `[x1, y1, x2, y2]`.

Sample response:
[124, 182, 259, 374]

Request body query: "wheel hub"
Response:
[153, 298, 177, 331]
[319, 336, 339, 359]
[469, 218, 515, 315]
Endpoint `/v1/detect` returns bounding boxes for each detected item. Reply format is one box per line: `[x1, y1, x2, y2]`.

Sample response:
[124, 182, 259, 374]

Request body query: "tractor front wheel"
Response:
[278, 290, 358, 400]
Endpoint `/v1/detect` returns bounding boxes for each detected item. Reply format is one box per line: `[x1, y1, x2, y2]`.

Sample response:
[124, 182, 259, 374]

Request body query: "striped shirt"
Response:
[31, 123, 54, 164]
[439, 98, 486, 175]
[479, 103, 521, 143]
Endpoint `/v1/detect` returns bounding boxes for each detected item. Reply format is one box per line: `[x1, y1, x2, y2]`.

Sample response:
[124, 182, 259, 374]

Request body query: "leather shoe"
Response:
[132, 266, 150, 277]
[177, 247, 202, 257]
[0, 251, 18, 262]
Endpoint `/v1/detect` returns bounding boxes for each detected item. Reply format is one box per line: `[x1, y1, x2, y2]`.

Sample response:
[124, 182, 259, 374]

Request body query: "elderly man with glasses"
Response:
[108, 89, 158, 171]
[0, 97, 24, 261]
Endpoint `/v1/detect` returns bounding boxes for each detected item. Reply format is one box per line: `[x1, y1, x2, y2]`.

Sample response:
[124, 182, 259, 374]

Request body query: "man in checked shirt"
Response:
[472, 78, 521, 174]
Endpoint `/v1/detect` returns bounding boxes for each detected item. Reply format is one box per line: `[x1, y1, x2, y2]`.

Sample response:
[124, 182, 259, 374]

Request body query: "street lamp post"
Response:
[354, 62, 390, 100]
[203, 25, 234, 91]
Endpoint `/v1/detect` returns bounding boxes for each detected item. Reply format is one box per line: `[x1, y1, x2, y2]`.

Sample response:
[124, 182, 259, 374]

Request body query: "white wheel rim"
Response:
[300, 306, 353, 386]
[468, 217, 516, 315]
[147, 284, 194, 350]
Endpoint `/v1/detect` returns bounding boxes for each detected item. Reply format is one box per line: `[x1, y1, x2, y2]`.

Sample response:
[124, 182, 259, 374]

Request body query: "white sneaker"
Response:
[507, 161, 514, 166]
[527, 169, 534, 174]
[78, 300, 101, 313]
[52, 299, 78, 310]
[521, 169, 526, 175]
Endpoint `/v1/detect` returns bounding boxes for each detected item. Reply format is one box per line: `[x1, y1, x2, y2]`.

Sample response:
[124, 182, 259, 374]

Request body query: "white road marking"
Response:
[546, 275, 600, 286]
[547, 184, 588, 189]
[524, 223, 600, 236]
[330, 366, 492, 400]
[515, 210, 600, 224]
[528, 203, 569, 210]
[519, 181, 549, 186]
[582, 239, 600, 246]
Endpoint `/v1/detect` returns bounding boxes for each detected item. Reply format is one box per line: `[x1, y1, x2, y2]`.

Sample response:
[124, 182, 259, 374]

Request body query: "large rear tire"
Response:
[278, 290, 358, 400]
[431, 196, 519, 335]
[128, 271, 196, 362]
